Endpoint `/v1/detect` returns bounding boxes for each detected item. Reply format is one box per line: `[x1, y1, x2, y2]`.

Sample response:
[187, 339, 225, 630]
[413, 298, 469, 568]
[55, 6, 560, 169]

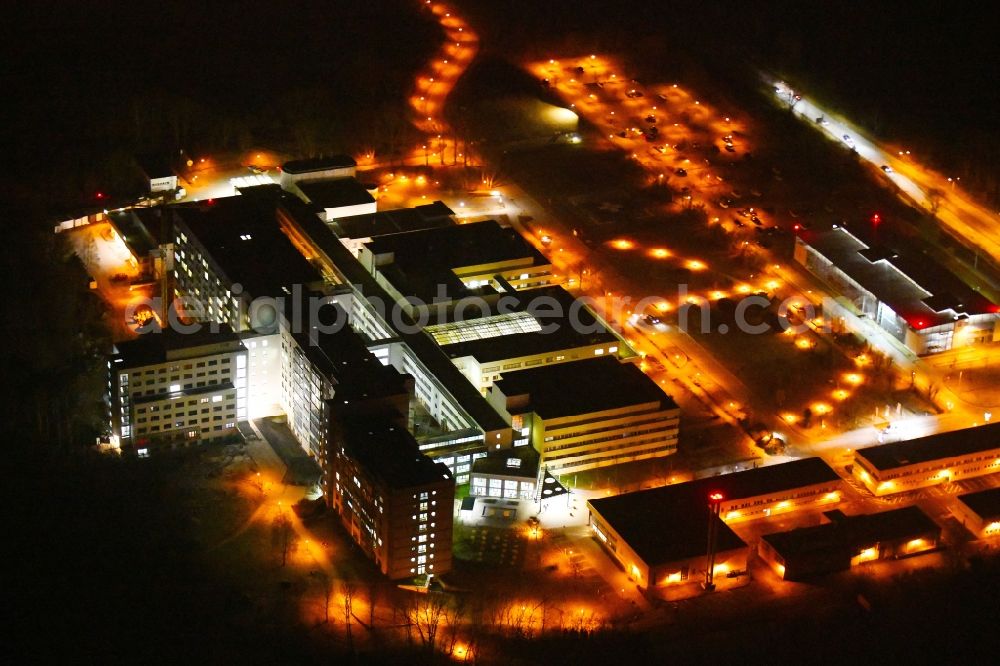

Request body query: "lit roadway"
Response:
[770, 76, 1000, 271]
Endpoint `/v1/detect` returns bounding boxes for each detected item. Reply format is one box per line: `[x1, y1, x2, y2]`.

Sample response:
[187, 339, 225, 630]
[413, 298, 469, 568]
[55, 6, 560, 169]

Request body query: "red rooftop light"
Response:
[709, 491, 725, 502]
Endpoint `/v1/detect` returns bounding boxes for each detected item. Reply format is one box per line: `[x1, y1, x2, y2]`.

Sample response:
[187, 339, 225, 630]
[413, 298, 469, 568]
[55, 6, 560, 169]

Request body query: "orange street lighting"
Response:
[648, 247, 671, 259]
[609, 238, 635, 250]
[843, 373, 864, 386]
[812, 402, 832, 415]
[686, 259, 707, 271]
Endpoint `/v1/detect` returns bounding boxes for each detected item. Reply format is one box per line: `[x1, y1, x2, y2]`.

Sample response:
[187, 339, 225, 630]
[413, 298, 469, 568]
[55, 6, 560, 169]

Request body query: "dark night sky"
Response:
[2, 0, 997, 212]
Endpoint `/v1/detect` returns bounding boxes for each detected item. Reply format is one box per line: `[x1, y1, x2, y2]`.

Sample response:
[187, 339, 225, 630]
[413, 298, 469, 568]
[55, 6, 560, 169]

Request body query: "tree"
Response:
[342, 580, 358, 649]
[366, 579, 381, 629]
[310, 571, 334, 625]
[406, 593, 449, 652]
[272, 509, 295, 567]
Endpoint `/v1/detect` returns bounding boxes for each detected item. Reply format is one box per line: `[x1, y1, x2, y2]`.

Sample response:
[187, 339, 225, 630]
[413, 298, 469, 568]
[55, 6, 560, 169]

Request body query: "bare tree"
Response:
[310, 571, 333, 625]
[406, 592, 449, 652]
[366, 580, 381, 629]
[343, 580, 358, 649]
[271, 510, 295, 568]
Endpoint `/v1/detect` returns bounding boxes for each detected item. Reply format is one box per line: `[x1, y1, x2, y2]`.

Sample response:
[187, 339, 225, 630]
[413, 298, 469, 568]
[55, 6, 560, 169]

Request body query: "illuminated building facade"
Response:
[952, 487, 1000, 539]
[587, 458, 841, 589]
[277, 155, 357, 189]
[853, 423, 1000, 496]
[469, 446, 541, 500]
[794, 226, 999, 355]
[110, 325, 247, 454]
[330, 414, 454, 579]
[759, 507, 941, 580]
[488, 357, 679, 476]
[438, 286, 634, 393]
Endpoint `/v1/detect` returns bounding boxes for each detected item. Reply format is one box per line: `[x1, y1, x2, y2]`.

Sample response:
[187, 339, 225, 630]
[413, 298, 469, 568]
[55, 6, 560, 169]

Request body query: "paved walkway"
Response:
[252, 417, 323, 488]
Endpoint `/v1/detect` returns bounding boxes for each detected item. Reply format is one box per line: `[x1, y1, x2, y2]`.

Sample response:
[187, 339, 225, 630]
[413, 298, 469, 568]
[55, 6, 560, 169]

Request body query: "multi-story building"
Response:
[434, 286, 634, 393]
[758, 506, 941, 580]
[276, 198, 514, 481]
[110, 325, 247, 453]
[488, 357, 679, 476]
[357, 219, 554, 316]
[330, 413, 454, 579]
[171, 196, 327, 331]
[952, 487, 1000, 539]
[587, 458, 842, 589]
[852, 423, 1000, 496]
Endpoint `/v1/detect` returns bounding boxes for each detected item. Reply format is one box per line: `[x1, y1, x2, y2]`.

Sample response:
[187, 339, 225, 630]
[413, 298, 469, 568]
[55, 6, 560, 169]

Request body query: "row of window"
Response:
[129, 358, 228, 377]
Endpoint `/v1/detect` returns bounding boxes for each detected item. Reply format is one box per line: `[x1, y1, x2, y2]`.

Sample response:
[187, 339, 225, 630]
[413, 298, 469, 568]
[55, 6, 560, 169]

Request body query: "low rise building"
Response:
[587, 458, 842, 589]
[952, 487, 1000, 539]
[110, 325, 246, 453]
[329, 414, 454, 579]
[588, 491, 748, 590]
[332, 201, 455, 256]
[295, 177, 377, 222]
[136, 154, 178, 193]
[469, 446, 540, 500]
[358, 219, 553, 311]
[852, 423, 1000, 496]
[488, 357, 679, 476]
[794, 225, 998, 355]
[278, 155, 357, 189]
[759, 507, 941, 580]
[434, 285, 633, 392]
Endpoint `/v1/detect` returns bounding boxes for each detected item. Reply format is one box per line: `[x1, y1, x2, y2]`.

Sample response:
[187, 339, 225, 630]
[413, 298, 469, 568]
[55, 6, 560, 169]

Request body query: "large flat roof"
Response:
[957, 486, 1000, 521]
[588, 458, 838, 566]
[799, 225, 996, 330]
[492, 357, 676, 419]
[113, 324, 242, 369]
[341, 417, 452, 489]
[281, 155, 356, 174]
[363, 220, 550, 302]
[439, 286, 620, 363]
[471, 446, 539, 479]
[297, 178, 375, 209]
[332, 201, 455, 239]
[856, 423, 1000, 471]
[174, 196, 322, 299]
[761, 506, 939, 560]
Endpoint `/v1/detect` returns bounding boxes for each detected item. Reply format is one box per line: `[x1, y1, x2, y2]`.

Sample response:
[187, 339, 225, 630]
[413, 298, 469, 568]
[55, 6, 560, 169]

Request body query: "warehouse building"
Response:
[278, 155, 357, 188]
[587, 458, 842, 589]
[794, 225, 998, 355]
[852, 423, 1000, 496]
[759, 506, 941, 580]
